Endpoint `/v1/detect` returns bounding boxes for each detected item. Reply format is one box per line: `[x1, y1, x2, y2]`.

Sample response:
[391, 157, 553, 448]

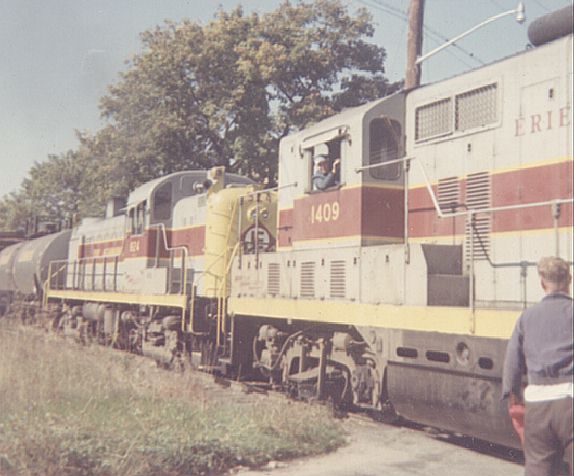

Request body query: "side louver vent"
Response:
[267, 262, 280, 296]
[465, 171, 492, 261]
[330, 260, 346, 298]
[300, 261, 316, 298]
[438, 176, 460, 213]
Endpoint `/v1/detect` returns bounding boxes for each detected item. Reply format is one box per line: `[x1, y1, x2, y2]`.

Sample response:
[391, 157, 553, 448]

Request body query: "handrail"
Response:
[148, 222, 189, 295]
[354, 155, 410, 173]
[148, 222, 188, 261]
[189, 250, 227, 288]
[187, 196, 241, 341]
[355, 156, 574, 219]
[356, 155, 573, 330]
[239, 182, 297, 198]
[216, 242, 241, 347]
[215, 197, 242, 347]
[43, 260, 69, 308]
[43, 226, 189, 321]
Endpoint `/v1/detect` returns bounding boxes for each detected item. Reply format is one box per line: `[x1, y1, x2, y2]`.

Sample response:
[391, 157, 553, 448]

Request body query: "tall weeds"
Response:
[0, 324, 344, 475]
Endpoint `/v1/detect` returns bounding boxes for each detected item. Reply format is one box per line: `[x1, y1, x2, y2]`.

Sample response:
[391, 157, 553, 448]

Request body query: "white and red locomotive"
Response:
[0, 6, 571, 451]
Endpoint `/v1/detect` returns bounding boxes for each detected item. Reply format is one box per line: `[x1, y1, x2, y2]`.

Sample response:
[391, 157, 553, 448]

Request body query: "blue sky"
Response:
[0, 0, 571, 198]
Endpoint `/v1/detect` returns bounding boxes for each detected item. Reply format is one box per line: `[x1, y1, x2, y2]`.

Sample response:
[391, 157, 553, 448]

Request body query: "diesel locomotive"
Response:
[0, 6, 572, 450]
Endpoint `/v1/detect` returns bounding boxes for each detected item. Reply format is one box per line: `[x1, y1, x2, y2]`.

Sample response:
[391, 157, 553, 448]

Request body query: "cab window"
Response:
[369, 118, 401, 180]
[128, 208, 135, 234]
[153, 182, 172, 221]
[130, 201, 147, 235]
[308, 137, 343, 192]
[180, 176, 196, 195]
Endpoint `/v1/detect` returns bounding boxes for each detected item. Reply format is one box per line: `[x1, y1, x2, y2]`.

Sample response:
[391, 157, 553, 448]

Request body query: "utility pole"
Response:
[405, 0, 425, 90]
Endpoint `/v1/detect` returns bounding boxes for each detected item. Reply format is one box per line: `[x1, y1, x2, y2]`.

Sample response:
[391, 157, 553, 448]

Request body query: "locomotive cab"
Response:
[119, 169, 257, 295]
[123, 172, 209, 266]
[277, 92, 406, 250]
[232, 91, 468, 308]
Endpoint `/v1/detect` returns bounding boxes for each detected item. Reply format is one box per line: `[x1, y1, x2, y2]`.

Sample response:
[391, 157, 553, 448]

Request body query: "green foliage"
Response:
[91, 0, 397, 188]
[252, 0, 396, 126]
[0, 149, 105, 231]
[0, 191, 31, 231]
[0, 325, 345, 476]
[0, 151, 94, 229]
[0, 0, 398, 230]
[24, 151, 85, 220]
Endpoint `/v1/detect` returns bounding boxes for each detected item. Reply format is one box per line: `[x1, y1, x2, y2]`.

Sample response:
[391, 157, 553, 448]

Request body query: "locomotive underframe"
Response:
[22, 291, 522, 454]
[224, 311, 520, 450]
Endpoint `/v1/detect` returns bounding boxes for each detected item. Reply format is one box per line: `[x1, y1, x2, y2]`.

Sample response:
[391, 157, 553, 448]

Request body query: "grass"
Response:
[0, 322, 345, 476]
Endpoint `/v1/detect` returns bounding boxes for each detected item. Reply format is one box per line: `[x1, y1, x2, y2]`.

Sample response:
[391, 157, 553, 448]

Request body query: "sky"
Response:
[0, 0, 572, 198]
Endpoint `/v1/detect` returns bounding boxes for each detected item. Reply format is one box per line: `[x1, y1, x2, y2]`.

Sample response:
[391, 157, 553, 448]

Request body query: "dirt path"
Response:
[234, 417, 523, 476]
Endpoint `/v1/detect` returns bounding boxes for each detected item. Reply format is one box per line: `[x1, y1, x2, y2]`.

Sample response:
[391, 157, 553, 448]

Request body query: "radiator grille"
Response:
[267, 262, 280, 296]
[465, 172, 492, 261]
[438, 176, 460, 213]
[330, 260, 346, 299]
[300, 261, 315, 298]
[456, 83, 497, 132]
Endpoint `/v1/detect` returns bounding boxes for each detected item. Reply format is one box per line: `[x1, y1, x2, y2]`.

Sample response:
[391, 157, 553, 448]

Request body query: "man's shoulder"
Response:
[538, 293, 574, 309]
[521, 294, 573, 320]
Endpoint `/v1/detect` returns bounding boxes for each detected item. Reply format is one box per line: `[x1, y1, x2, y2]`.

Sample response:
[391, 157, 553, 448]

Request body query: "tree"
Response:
[1, 0, 399, 230]
[90, 0, 398, 187]
[252, 0, 397, 128]
[0, 191, 32, 231]
[0, 150, 99, 231]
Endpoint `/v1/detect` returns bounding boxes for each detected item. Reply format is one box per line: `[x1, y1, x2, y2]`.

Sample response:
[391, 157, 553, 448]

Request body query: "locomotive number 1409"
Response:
[311, 201, 340, 224]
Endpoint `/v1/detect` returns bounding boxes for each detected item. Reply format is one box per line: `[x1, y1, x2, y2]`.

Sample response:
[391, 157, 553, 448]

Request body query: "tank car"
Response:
[13, 230, 72, 296]
[0, 230, 72, 318]
[0, 242, 23, 315]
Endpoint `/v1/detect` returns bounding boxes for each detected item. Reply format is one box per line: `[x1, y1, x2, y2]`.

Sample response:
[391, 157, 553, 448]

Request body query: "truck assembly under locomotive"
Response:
[0, 6, 572, 452]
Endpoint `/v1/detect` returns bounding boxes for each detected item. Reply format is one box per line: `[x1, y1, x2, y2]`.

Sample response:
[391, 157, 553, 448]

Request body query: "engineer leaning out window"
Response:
[312, 154, 340, 191]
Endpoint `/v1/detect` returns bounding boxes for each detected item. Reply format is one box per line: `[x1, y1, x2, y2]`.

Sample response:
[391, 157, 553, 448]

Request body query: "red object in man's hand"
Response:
[508, 399, 525, 446]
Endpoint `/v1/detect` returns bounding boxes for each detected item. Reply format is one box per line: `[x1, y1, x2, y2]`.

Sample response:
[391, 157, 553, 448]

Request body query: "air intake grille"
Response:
[438, 176, 460, 213]
[267, 263, 280, 296]
[330, 260, 346, 298]
[300, 262, 316, 298]
[465, 172, 492, 261]
[456, 83, 497, 132]
[415, 98, 452, 141]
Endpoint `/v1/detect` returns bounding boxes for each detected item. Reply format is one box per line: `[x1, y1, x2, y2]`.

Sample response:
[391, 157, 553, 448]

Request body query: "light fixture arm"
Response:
[415, 2, 525, 65]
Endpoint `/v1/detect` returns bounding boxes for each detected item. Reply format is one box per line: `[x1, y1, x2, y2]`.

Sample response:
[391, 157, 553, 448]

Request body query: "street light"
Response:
[415, 2, 526, 65]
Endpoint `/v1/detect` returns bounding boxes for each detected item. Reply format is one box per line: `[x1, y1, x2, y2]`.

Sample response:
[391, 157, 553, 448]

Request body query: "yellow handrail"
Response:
[43, 261, 68, 309]
[216, 241, 241, 346]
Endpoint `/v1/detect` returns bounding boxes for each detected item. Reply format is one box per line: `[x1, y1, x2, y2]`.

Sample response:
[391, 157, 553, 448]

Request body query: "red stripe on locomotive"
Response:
[79, 226, 206, 260]
[408, 161, 573, 237]
[283, 186, 404, 244]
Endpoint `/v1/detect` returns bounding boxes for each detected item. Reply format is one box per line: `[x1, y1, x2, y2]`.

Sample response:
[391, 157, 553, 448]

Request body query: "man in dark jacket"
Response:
[502, 256, 573, 476]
